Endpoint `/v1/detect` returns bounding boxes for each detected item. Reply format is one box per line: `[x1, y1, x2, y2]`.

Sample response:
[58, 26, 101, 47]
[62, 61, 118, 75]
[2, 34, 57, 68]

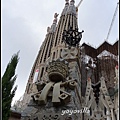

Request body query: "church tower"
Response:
[14, 0, 119, 120]
[21, 0, 84, 119]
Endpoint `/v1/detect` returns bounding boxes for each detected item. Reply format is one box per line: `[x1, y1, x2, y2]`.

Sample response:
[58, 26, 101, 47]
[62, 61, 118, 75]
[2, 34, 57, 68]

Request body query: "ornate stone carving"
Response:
[28, 54, 80, 120]
[47, 27, 51, 33]
[53, 13, 59, 24]
[31, 59, 78, 106]
[32, 79, 77, 106]
[61, 47, 78, 59]
[47, 59, 69, 82]
[62, 26, 84, 47]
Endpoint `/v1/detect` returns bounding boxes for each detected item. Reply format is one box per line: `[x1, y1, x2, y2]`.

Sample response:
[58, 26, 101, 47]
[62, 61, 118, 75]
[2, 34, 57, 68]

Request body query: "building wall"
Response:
[9, 117, 21, 120]
[9, 111, 21, 120]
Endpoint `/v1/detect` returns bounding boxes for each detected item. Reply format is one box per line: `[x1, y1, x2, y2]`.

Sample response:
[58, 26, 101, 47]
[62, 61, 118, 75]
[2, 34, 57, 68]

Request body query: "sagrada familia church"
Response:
[13, 0, 119, 120]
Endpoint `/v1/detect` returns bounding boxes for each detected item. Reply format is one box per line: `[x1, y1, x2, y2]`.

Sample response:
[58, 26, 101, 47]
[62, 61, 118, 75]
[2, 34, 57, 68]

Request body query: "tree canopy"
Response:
[2, 52, 20, 120]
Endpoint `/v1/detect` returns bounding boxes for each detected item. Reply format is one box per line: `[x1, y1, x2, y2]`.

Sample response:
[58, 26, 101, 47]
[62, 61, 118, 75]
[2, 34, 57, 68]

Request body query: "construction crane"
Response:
[106, 2, 119, 41]
[76, 0, 83, 12]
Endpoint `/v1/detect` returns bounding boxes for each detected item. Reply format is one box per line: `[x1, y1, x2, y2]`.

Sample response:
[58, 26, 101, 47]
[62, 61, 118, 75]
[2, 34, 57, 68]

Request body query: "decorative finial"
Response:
[54, 13, 59, 18]
[67, 0, 76, 15]
[53, 13, 59, 24]
[47, 27, 51, 33]
[65, 0, 69, 5]
[70, 0, 75, 3]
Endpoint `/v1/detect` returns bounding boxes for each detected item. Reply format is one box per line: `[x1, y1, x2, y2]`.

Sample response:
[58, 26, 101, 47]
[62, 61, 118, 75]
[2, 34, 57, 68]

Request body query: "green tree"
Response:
[2, 52, 20, 120]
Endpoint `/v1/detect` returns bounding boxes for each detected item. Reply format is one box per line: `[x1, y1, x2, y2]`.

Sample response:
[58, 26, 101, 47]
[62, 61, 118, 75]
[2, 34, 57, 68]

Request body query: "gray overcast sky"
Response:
[2, 0, 119, 105]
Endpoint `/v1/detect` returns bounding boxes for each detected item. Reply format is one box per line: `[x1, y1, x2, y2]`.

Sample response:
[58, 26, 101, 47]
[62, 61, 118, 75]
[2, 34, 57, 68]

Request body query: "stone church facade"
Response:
[14, 0, 119, 120]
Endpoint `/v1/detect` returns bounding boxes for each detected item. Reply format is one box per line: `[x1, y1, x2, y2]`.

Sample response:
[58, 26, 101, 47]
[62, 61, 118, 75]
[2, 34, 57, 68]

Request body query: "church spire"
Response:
[50, 13, 59, 33]
[61, 0, 77, 16]
[65, 0, 69, 5]
[52, 0, 78, 49]
[61, 0, 69, 15]
[47, 13, 59, 33]
[67, 0, 76, 16]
